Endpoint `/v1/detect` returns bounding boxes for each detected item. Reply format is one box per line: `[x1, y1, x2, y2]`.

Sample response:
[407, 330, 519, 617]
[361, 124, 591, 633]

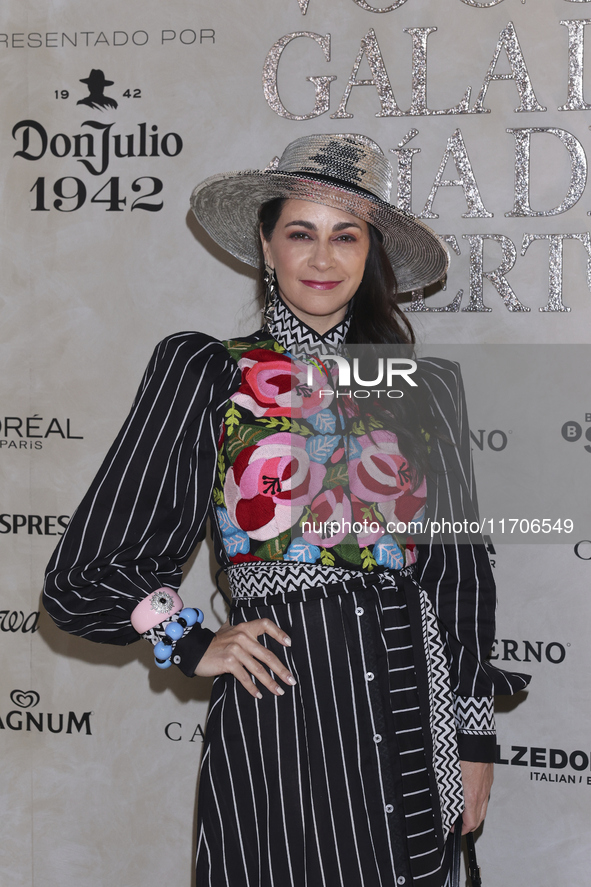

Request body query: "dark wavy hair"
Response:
[257, 197, 435, 489]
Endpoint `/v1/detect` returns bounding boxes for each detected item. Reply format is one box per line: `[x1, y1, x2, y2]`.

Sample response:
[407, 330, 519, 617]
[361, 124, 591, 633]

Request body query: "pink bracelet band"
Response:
[130, 588, 184, 634]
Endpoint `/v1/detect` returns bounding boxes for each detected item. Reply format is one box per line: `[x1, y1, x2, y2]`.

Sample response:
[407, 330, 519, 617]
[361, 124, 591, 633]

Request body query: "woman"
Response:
[44, 133, 529, 887]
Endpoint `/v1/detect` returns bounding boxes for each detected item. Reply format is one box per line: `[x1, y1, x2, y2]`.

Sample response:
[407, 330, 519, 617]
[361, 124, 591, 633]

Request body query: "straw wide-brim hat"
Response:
[190, 133, 448, 293]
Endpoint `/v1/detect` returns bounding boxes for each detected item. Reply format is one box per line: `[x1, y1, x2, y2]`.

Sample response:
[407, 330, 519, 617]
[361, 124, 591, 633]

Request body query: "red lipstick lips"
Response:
[301, 280, 341, 290]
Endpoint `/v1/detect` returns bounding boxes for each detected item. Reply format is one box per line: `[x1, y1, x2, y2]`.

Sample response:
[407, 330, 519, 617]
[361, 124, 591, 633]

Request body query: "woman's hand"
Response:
[195, 618, 296, 699]
[459, 760, 494, 834]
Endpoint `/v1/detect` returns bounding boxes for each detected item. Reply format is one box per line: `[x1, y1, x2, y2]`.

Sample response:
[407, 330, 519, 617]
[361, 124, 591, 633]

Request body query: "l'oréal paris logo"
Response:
[307, 356, 418, 399]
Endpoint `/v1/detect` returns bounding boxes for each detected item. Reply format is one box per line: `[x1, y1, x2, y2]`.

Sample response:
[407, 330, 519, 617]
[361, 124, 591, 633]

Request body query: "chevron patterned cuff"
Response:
[453, 695, 495, 735]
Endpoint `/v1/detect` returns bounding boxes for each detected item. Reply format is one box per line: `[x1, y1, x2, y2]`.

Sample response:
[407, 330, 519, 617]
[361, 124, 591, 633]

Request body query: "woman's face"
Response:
[261, 199, 370, 335]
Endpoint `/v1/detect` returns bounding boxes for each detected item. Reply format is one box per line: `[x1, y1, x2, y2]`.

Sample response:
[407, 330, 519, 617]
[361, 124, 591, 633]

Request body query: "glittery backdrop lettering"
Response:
[521, 233, 591, 312]
[559, 20, 591, 110]
[264, 10, 591, 311]
[265, 22, 549, 120]
[407, 233, 591, 312]
[263, 31, 335, 120]
[418, 129, 492, 219]
[506, 127, 587, 217]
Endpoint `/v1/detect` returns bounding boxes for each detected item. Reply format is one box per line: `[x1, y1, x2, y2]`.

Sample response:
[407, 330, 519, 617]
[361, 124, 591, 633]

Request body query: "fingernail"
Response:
[255, 691, 263, 700]
[286, 676, 297, 686]
[283, 636, 291, 646]
[275, 687, 285, 696]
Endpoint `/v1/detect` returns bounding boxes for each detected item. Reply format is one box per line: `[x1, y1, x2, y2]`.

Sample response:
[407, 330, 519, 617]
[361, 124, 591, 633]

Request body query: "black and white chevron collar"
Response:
[270, 297, 350, 357]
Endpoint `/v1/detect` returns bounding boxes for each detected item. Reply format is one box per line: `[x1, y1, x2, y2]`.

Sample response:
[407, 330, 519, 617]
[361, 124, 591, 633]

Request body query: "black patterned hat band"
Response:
[190, 133, 449, 293]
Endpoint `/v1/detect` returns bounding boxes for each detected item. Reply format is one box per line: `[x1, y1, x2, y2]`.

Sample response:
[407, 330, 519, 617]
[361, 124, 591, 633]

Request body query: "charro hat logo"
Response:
[77, 69, 118, 111]
[10, 689, 40, 709]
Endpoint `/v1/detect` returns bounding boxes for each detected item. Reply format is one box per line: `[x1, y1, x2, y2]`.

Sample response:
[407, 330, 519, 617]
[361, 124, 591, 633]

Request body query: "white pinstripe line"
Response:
[233, 675, 262, 883]
[208, 688, 232, 887]
[221, 680, 253, 883]
[299, 602, 335, 887]
[353, 592, 400, 882]
[336, 593, 386, 887]
[266, 604, 296, 887]
[416, 870, 445, 880]
[317, 598, 366, 884]
[410, 849, 440, 860]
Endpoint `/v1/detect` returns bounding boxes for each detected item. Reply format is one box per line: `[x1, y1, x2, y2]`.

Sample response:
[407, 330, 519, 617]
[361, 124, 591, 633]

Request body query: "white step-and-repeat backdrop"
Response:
[1, 0, 590, 884]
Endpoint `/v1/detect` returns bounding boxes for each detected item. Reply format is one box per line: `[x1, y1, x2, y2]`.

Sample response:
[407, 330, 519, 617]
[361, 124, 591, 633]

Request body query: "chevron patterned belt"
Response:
[227, 561, 416, 606]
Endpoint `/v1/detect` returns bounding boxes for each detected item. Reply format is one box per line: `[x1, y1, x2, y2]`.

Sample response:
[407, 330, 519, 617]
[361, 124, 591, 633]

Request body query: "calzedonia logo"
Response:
[0, 415, 82, 450]
[0, 689, 93, 735]
[496, 742, 591, 786]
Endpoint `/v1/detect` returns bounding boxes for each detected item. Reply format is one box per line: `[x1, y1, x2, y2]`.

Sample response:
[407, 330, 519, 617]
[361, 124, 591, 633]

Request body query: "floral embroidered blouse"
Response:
[213, 314, 426, 574]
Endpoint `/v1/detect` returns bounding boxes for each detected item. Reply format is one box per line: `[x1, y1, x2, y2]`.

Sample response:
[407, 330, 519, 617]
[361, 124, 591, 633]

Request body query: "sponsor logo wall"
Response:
[1, 1, 589, 886]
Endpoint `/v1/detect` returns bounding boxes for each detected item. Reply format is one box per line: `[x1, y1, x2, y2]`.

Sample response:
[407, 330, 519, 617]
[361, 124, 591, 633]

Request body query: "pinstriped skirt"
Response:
[195, 565, 462, 887]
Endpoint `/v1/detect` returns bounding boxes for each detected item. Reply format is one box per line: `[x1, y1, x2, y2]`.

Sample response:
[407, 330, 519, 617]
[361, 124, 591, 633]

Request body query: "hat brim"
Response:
[80, 77, 114, 86]
[190, 170, 448, 293]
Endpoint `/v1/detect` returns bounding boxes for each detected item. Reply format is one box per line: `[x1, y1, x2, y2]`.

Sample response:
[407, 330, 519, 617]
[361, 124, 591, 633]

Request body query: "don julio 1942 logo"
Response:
[12, 68, 184, 214]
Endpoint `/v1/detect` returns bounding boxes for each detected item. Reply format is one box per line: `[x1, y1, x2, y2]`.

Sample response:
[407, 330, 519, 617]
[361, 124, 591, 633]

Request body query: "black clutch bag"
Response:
[451, 816, 482, 887]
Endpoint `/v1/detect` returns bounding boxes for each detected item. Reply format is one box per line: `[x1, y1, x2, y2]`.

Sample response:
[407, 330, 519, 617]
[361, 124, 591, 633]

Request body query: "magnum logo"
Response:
[0, 690, 93, 735]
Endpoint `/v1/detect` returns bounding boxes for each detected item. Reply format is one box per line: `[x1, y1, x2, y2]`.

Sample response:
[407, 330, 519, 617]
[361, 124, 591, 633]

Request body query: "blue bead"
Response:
[154, 640, 172, 660]
[179, 607, 198, 627]
[155, 657, 172, 669]
[195, 609, 204, 624]
[165, 621, 183, 640]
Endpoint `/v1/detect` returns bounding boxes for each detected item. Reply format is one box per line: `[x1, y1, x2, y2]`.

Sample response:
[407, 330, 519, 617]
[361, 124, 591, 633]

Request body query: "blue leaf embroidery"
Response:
[344, 437, 363, 461]
[216, 507, 240, 537]
[285, 537, 321, 563]
[223, 532, 251, 557]
[306, 434, 341, 464]
[310, 409, 337, 434]
[373, 535, 404, 570]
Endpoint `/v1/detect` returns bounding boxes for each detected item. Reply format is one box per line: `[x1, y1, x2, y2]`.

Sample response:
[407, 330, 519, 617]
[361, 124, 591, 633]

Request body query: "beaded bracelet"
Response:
[153, 607, 204, 669]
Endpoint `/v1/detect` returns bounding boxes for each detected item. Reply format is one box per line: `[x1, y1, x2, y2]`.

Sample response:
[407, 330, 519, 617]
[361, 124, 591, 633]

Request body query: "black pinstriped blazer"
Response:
[43, 331, 530, 704]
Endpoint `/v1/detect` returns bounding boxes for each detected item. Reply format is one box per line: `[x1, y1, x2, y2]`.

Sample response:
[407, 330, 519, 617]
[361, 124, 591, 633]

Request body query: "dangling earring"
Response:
[262, 263, 278, 333]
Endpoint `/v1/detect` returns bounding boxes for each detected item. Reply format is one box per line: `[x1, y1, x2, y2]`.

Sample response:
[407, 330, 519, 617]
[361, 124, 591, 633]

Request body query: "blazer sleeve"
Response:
[43, 332, 240, 660]
[415, 359, 530, 761]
